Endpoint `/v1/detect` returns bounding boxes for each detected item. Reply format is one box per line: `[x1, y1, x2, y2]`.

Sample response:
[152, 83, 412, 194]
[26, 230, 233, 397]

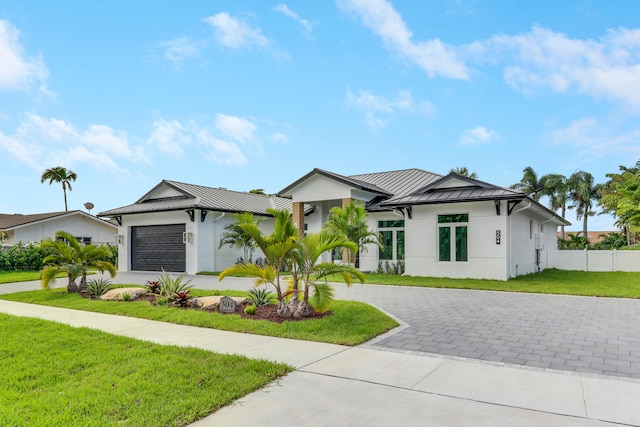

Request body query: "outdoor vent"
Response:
[183, 232, 193, 244]
[535, 233, 544, 250]
[115, 234, 124, 245]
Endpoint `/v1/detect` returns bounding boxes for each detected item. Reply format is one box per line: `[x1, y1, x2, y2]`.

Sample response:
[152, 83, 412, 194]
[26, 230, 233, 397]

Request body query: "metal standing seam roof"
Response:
[278, 168, 393, 197]
[98, 180, 304, 217]
[0, 211, 117, 230]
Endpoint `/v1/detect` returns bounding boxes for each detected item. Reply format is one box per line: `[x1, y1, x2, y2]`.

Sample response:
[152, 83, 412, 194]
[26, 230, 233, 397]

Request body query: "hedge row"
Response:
[0, 243, 118, 271]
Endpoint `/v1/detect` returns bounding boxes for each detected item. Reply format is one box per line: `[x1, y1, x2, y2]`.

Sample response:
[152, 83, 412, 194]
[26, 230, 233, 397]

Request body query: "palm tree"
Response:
[220, 208, 299, 317]
[218, 212, 264, 263]
[569, 170, 601, 239]
[450, 166, 478, 179]
[325, 201, 382, 268]
[41, 166, 78, 211]
[40, 230, 116, 292]
[541, 173, 571, 240]
[218, 208, 363, 318]
[511, 166, 545, 201]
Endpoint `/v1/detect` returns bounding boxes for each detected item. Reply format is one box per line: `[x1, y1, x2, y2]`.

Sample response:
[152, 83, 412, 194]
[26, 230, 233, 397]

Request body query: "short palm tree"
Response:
[511, 166, 544, 201]
[218, 212, 264, 263]
[41, 166, 78, 211]
[41, 230, 116, 292]
[325, 201, 382, 267]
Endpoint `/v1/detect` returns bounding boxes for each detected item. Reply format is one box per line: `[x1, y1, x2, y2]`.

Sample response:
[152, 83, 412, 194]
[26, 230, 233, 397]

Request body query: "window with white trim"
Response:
[378, 220, 405, 261]
[438, 214, 468, 262]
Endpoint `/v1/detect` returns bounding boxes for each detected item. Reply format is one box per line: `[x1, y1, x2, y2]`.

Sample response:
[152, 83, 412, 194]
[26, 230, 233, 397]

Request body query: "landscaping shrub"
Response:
[0, 243, 54, 271]
[244, 304, 257, 315]
[157, 270, 194, 296]
[85, 278, 112, 299]
[246, 287, 275, 307]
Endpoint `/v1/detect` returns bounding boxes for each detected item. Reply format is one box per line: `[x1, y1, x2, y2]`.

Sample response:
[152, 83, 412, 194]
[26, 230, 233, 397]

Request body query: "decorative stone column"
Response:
[292, 201, 305, 236]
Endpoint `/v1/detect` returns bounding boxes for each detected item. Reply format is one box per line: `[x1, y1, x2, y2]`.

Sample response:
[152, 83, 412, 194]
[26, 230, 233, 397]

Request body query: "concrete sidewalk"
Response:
[0, 295, 638, 426]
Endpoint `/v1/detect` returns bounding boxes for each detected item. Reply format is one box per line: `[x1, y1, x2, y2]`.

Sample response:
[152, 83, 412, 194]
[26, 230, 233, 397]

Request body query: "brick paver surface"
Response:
[337, 285, 640, 379]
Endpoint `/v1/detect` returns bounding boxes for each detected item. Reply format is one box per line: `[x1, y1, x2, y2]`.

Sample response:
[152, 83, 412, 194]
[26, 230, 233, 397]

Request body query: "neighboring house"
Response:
[99, 168, 569, 280]
[0, 211, 117, 245]
[98, 180, 312, 274]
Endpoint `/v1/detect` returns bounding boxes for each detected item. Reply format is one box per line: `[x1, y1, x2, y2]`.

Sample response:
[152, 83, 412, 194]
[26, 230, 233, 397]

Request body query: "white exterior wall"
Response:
[508, 207, 560, 277]
[404, 201, 509, 280]
[11, 215, 116, 245]
[118, 210, 277, 274]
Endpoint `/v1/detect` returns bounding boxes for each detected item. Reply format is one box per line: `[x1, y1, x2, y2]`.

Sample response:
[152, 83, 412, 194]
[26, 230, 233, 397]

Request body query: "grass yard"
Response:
[329, 269, 640, 298]
[0, 271, 42, 284]
[0, 288, 398, 345]
[0, 313, 291, 427]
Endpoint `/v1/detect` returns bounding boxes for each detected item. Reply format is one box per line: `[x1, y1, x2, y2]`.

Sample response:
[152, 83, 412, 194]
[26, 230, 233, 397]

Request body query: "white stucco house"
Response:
[0, 211, 117, 245]
[99, 168, 569, 280]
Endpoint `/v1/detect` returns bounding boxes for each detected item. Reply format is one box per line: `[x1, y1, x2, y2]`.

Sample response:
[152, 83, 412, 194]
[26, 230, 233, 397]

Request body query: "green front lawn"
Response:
[0, 288, 398, 345]
[0, 313, 291, 426]
[0, 271, 41, 284]
[329, 269, 640, 298]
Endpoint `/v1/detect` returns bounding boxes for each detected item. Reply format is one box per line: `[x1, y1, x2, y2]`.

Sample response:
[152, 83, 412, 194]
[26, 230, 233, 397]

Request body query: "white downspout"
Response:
[212, 212, 225, 272]
[509, 201, 532, 278]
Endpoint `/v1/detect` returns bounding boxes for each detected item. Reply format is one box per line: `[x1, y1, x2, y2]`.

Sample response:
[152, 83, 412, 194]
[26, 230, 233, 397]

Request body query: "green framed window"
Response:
[378, 220, 405, 261]
[438, 214, 468, 262]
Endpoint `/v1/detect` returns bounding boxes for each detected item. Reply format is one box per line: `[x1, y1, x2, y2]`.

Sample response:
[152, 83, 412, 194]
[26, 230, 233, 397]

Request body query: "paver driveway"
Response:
[72, 272, 640, 380]
[334, 285, 640, 379]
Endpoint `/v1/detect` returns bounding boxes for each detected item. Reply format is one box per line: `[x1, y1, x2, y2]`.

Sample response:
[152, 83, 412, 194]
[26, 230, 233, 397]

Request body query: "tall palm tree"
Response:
[218, 212, 264, 263]
[325, 201, 382, 267]
[541, 173, 571, 239]
[450, 166, 478, 179]
[569, 170, 601, 239]
[41, 166, 78, 211]
[511, 166, 544, 201]
[40, 230, 116, 292]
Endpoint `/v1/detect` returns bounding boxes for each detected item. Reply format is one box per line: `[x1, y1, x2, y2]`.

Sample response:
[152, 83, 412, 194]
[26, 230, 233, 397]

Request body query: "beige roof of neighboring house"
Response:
[558, 231, 618, 244]
[0, 211, 117, 230]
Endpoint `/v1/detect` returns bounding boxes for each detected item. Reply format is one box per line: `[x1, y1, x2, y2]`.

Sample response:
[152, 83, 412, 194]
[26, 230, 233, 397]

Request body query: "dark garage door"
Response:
[131, 224, 186, 272]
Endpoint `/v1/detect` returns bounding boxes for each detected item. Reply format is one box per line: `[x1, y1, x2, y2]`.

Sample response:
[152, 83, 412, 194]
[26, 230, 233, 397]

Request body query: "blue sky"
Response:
[2, 1, 639, 231]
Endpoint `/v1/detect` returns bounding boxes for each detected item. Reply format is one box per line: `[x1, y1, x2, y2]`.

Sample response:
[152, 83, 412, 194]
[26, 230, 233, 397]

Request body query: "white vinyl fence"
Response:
[548, 250, 640, 272]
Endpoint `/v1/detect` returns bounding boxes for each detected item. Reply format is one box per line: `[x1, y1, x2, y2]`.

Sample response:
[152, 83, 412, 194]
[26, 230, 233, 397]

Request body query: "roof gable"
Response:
[278, 168, 392, 199]
[0, 211, 117, 231]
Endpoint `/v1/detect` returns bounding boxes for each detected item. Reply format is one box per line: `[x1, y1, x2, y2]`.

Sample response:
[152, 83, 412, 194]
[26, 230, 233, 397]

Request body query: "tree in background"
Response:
[41, 230, 116, 292]
[450, 166, 478, 179]
[542, 173, 571, 240]
[598, 161, 640, 245]
[511, 166, 545, 201]
[569, 170, 601, 239]
[218, 212, 265, 263]
[41, 166, 77, 211]
[325, 201, 382, 268]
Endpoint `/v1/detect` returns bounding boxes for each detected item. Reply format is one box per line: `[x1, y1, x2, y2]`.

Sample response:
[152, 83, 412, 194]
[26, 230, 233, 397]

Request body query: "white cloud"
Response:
[161, 36, 201, 64]
[484, 26, 640, 106]
[550, 117, 640, 159]
[196, 130, 247, 166]
[0, 20, 48, 90]
[0, 114, 145, 173]
[147, 119, 190, 155]
[215, 114, 257, 143]
[270, 132, 289, 143]
[346, 88, 434, 128]
[337, 0, 469, 79]
[460, 126, 500, 145]
[204, 12, 269, 49]
[274, 4, 313, 35]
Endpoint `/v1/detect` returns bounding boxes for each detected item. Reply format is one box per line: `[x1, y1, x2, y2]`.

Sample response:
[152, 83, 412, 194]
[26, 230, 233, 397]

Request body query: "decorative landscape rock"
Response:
[100, 287, 148, 301]
[193, 296, 247, 311]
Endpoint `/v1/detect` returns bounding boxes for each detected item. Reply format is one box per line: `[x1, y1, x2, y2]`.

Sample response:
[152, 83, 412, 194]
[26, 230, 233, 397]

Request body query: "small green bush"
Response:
[121, 292, 131, 302]
[244, 304, 256, 315]
[247, 287, 274, 307]
[157, 269, 193, 296]
[86, 278, 111, 299]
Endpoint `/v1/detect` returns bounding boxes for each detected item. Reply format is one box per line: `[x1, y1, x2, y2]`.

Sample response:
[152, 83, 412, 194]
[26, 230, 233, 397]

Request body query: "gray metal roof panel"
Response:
[99, 180, 301, 217]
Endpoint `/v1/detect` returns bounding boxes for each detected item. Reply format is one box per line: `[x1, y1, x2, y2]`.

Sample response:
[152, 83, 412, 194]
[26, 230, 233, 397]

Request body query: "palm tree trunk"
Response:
[63, 187, 68, 211]
[67, 275, 78, 293]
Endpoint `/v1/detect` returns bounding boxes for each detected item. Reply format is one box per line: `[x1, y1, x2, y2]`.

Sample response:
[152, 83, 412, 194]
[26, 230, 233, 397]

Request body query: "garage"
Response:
[130, 224, 186, 272]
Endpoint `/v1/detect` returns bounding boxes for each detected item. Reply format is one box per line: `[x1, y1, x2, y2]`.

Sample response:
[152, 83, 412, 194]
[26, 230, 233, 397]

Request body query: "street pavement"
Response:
[1, 272, 639, 426]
